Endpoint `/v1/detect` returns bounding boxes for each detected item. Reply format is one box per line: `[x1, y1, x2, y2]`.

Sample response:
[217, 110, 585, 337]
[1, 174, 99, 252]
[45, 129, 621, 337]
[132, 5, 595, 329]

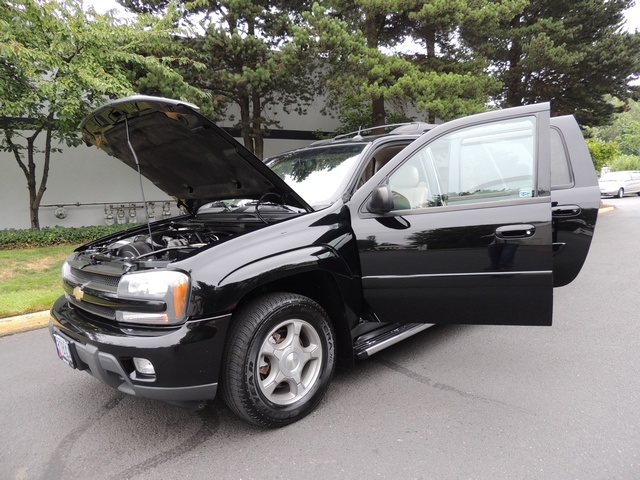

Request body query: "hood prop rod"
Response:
[125, 117, 154, 251]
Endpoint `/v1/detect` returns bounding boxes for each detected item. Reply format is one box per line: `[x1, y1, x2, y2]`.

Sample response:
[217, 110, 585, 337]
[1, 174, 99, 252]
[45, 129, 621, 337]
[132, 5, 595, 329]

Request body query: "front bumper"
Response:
[49, 296, 232, 408]
[599, 186, 620, 196]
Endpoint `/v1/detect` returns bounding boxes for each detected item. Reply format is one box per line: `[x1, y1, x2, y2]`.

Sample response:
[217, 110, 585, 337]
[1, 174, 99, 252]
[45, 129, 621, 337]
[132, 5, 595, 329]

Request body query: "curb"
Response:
[0, 310, 50, 338]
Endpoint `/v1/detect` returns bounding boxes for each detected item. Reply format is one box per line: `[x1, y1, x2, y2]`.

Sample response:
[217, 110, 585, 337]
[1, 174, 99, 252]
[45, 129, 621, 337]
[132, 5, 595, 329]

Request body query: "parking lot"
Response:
[1, 197, 639, 480]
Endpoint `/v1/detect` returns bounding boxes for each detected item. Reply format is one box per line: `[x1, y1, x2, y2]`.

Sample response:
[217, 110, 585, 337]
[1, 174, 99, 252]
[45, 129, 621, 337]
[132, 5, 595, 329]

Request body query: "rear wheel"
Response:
[221, 293, 336, 428]
[617, 188, 624, 198]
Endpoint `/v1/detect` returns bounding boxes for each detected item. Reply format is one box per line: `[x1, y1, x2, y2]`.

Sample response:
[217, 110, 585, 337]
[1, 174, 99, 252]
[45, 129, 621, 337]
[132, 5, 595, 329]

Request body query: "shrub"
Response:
[609, 154, 640, 172]
[0, 224, 135, 250]
[586, 138, 620, 172]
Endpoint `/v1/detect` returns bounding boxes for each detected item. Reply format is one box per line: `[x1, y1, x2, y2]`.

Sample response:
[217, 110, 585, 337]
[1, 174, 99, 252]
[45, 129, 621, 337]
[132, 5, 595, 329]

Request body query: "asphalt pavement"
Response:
[0, 198, 636, 480]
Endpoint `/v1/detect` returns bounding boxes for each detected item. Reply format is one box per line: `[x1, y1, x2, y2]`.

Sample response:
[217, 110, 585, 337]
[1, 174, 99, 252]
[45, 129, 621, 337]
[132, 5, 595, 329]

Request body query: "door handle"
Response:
[553, 242, 566, 254]
[495, 224, 536, 239]
[552, 205, 581, 217]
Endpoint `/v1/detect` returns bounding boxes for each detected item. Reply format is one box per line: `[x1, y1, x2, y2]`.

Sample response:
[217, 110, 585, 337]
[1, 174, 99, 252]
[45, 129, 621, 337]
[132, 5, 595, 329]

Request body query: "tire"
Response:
[221, 292, 336, 428]
[617, 188, 624, 198]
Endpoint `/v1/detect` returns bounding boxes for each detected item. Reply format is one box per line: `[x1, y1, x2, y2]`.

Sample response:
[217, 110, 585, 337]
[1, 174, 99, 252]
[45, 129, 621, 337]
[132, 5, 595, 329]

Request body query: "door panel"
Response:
[350, 104, 553, 326]
[549, 116, 600, 287]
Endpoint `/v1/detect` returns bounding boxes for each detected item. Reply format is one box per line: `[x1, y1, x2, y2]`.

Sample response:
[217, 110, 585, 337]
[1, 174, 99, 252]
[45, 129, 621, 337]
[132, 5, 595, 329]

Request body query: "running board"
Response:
[353, 323, 433, 359]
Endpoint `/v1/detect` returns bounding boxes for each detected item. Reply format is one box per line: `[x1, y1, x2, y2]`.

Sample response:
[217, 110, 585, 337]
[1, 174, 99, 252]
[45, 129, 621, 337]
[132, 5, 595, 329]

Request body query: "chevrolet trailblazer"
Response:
[50, 96, 599, 427]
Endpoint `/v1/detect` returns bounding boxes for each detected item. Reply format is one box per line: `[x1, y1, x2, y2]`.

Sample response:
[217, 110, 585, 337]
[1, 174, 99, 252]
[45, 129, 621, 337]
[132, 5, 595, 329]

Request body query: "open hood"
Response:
[80, 95, 312, 213]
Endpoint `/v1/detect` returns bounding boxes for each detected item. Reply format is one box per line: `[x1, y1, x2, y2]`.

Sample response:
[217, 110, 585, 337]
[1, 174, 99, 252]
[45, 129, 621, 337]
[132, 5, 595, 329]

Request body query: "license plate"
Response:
[53, 333, 76, 369]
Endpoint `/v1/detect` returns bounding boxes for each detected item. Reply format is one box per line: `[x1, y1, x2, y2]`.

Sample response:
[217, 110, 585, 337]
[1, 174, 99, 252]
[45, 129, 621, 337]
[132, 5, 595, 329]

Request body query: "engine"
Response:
[97, 220, 232, 262]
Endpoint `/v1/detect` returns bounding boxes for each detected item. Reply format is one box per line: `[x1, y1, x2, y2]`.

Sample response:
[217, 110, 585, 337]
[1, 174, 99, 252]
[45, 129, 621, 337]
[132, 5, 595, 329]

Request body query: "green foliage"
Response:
[0, 225, 132, 250]
[608, 154, 640, 171]
[586, 138, 620, 171]
[588, 99, 640, 171]
[127, 0, 320, 159]
[302, 0, 511, 131]
[1, 0, 204, 143]
[595, 99, 640, 156]
[0, 0, 206, 229]
[461, 0, 640, 127]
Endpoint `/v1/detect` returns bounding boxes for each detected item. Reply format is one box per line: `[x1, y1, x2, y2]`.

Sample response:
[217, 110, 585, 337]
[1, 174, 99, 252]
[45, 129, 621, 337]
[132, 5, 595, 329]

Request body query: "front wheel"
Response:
[617, 188, 624, 198]
[221, 293, 336, 428]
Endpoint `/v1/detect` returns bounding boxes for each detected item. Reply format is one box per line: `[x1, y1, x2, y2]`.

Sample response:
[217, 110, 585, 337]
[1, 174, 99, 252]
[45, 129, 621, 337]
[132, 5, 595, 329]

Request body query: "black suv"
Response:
[50, 96, 599, 427]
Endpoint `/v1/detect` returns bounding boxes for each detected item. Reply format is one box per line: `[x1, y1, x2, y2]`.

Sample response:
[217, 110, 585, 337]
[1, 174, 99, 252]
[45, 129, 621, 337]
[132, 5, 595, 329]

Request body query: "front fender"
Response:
[190, 244, 361, 318]
[211, 245, 356, 313]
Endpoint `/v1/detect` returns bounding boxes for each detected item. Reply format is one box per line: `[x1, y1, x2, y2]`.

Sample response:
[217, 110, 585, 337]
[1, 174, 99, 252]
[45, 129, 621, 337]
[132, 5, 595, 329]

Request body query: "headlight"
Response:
[116, 270, 190, 325]
[61, 261, 71, 280]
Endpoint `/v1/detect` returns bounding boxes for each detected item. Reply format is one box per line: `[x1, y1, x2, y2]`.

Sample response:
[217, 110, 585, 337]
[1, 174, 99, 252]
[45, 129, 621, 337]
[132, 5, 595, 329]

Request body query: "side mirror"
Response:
[367, 184, 394, 213]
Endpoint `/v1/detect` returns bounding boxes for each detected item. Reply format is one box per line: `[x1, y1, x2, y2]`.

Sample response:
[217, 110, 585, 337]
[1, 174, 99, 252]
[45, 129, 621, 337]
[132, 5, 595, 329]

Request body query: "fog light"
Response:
[133, 357, 155, 376]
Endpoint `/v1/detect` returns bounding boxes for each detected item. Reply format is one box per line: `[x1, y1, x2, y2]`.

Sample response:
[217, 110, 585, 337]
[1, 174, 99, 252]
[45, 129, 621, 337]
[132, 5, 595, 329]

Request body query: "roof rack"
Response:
[311, 122, 437, 145]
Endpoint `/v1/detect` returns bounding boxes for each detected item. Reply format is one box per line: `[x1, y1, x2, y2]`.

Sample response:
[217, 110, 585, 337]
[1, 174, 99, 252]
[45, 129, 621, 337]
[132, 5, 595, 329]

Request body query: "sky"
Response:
[625, 1, 640, 31]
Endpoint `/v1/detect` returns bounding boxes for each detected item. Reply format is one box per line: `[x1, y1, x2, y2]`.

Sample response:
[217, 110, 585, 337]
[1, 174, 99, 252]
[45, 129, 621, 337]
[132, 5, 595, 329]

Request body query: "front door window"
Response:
[388, 116, 537, 210]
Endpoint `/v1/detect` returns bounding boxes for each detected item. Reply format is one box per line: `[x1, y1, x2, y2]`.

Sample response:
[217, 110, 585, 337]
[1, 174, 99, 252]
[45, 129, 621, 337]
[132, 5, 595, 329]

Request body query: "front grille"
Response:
[68, 295, 117, 321]
[71, 267, 120, 288]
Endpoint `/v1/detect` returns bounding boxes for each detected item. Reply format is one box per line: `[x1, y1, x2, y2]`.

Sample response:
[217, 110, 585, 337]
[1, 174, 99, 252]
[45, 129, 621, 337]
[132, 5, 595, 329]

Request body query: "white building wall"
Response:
[2, 139, 174, 229]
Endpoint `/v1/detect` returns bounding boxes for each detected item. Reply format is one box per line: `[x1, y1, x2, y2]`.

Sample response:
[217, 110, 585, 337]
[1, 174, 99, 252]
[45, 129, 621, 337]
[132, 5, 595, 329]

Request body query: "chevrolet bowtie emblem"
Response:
[73, 286, 84, 302]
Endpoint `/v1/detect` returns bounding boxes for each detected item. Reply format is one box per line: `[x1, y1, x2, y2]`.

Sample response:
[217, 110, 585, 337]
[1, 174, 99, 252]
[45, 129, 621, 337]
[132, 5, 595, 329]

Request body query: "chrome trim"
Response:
[363, 270, 552, 280]
[363, 324, 433, 358]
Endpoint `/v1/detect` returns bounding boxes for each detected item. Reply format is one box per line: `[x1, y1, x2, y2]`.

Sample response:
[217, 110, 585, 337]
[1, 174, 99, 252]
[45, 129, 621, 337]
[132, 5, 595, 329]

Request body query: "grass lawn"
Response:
[0, 244, 80, 318]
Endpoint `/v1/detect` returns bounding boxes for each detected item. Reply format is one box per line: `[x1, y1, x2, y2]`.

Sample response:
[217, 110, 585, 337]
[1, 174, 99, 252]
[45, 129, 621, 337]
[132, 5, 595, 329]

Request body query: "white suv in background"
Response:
[599, 170, 640, 197]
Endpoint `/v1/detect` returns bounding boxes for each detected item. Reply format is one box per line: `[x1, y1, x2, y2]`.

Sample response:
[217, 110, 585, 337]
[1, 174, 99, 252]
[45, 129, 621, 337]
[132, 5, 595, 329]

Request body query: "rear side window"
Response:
[550, 128, 573, 188]
[388, 116, 536, 209]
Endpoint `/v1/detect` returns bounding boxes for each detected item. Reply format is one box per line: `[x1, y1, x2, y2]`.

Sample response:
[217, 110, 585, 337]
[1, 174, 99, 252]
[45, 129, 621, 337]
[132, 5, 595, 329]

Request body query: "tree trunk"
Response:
[252, 93, 264, 160]
[28, 182, 39, 230]
[424, 27, 437, 123]
[371, 95, 386, 134]
[26, 115, 54, 230]
[424, 27, 436, 63]
[238, 95, 254, 153]
[26, 132, 39, 230]
[364, 11, 387, 133]
[505, 16, 524, 107]
[5, 115, 54, 230]
[32, 121, 53, 230]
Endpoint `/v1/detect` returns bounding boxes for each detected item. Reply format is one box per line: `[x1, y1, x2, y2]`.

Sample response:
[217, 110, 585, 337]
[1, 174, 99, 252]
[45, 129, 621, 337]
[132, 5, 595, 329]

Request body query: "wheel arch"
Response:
[232, 269, 356, 369]
[213, 244, 360, 369]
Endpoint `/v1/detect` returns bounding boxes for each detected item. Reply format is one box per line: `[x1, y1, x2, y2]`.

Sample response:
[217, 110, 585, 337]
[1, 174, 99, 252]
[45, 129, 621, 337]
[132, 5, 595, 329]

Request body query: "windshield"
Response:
[267, 144, 367, 207]
[601, 172, 630, 181]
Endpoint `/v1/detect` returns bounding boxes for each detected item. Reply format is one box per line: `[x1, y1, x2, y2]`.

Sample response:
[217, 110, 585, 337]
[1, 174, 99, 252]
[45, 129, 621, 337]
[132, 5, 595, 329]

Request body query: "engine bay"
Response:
[114, 221, 230, 260]
[80, 202, 302, 265]
[84, 219, 232, 264]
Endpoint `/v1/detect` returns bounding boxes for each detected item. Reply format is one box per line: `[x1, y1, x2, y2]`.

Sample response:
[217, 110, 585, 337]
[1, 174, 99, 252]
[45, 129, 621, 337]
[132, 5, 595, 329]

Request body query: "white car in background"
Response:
[599, 170, 640, 197]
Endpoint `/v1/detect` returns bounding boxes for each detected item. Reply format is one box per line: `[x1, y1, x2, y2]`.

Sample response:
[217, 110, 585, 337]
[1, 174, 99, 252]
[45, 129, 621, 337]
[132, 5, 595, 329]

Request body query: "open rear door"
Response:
[549, 116, 600, 287]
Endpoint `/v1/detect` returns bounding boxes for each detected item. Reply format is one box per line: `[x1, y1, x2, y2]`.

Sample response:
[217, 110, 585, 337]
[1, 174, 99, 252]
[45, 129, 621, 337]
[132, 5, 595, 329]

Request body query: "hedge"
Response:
[0, 225, 135, 250]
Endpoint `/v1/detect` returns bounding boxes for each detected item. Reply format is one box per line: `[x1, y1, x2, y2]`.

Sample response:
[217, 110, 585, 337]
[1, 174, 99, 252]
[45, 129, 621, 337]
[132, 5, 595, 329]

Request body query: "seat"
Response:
[390, 164, 429, 209]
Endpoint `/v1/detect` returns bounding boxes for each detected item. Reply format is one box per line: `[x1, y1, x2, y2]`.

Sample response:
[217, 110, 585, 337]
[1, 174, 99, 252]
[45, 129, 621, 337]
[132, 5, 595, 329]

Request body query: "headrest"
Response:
[393, 164, 419, 187]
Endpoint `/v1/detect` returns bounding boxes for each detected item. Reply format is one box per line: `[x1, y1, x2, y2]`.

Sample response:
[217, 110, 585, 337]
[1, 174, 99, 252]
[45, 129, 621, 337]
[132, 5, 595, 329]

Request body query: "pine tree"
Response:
[461, 0, 640, 126]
